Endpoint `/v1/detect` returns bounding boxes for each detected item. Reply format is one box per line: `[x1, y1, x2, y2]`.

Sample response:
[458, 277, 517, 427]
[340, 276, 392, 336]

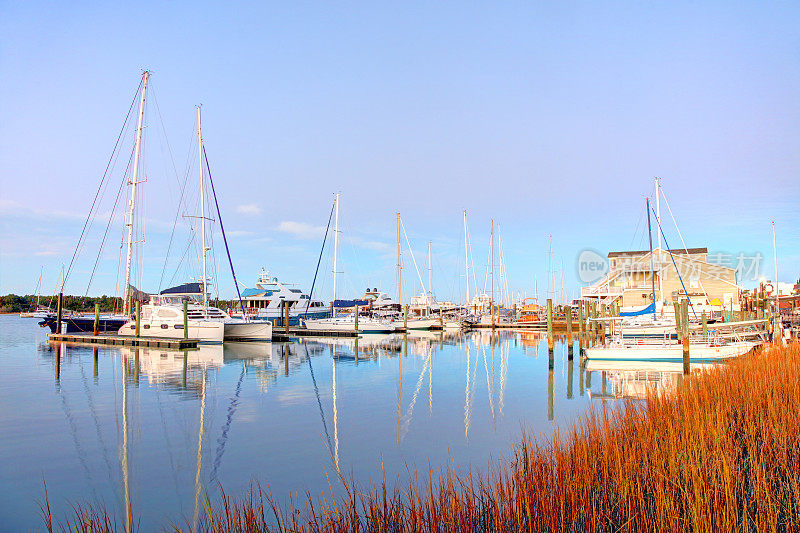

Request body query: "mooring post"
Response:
[546, 298, 554, 351]
[674, 301, 682, 341]
[135, 301, 141, 338]
[682, 299, 690, 375]
[56, 292, 63, 335]
[566, 305, 573, 337]
[354, 305, 359, 332]
[94, 302, 100, 336]
[404, 304, 408, 331]
[284, 301, 290, 334]
[702, 311, 708, 341]
[183, 299, 188, 340]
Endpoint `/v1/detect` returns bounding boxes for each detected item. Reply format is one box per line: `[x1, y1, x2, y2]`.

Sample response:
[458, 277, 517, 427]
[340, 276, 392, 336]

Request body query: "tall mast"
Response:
[548, 235, 553, 302]
[646, 197, 657, 319]
[332, 193, 340, 308]
[464, 210, 470, 306]
[655, 177, 663, 311]
[122, 70, 149, 315]
[36, 266, 43, 308]
[427, 240, 432, 305]
[197, 106, 209, 311]
[396, 212, 402, 306]
[490, 219, 494, 312]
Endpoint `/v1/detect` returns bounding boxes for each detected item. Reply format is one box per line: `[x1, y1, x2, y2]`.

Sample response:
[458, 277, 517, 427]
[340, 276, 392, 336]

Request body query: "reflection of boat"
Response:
[584, 339, 759, 361]
[130, 344, 224, 383]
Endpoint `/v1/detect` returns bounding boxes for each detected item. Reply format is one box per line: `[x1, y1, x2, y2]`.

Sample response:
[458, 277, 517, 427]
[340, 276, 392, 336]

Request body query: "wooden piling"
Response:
[181, 300, 188, 340]
[702, 311, 707, 340]
[682, 299, 690, 375]
[674, 301, 682, 341]
[546, 298, 554, 350]
[284, 301, 290, 334]
[404, 304, 408, 331]
[135, 301, 141, 338]
[566, 305, 573, 341]
[56, 292, 63, 334]
[94, 303, 100, 336]
[354, 305, 359, 332]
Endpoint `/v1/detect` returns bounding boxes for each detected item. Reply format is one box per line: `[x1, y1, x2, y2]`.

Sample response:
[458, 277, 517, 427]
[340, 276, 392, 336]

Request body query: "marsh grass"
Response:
[48, 343, 800, 532]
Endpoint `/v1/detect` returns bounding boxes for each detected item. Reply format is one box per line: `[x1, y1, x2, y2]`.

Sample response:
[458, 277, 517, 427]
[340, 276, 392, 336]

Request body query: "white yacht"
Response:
[118, 283, 271, 342]
[303, 313, 401, 333]
[236, 269, 329, 322]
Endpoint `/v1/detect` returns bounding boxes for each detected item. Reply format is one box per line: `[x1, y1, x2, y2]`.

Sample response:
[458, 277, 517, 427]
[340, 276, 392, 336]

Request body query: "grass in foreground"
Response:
[48, 343, 800, 532]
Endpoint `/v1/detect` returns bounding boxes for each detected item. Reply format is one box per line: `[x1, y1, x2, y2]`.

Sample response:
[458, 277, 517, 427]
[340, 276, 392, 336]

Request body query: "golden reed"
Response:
[47, 343, 800, 532]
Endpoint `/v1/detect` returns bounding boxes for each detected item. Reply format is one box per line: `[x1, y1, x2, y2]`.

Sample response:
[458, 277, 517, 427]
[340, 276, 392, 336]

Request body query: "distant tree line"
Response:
[1, 293, 235, 313]
[0, 294, 124, 313]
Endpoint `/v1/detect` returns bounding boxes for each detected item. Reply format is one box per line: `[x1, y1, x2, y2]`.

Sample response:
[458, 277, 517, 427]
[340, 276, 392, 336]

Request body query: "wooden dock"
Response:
[48, 333, 198, 349]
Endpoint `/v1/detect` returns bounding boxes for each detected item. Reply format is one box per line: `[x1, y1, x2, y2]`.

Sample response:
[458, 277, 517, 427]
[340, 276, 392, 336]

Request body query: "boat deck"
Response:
[48, 333, 198, 350]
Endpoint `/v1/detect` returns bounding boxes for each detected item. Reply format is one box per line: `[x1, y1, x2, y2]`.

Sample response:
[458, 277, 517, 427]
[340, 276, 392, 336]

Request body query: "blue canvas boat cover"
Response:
[619, 302, 656, 317]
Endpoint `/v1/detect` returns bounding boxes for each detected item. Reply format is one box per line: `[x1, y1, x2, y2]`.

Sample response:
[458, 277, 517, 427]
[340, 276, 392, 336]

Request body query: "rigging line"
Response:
[303, 198, 336, 317]
[208, 364, 246, 486]
[85, 151, 133, 296]
[399, 218, 428, 304]
[168, 233, 197, 288]
[63, 77, 142, 291]
[651, 206, 698, 320]
[158, 126, 196, 292]
[78, 354, 115, 485]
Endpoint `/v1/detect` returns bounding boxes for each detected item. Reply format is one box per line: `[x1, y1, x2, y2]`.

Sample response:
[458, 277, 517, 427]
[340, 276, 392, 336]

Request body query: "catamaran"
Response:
[119, 106, 271, 342]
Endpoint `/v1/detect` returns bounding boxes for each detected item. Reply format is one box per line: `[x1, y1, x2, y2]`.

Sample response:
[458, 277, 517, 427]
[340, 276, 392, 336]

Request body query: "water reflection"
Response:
[0, 317, 729, 530]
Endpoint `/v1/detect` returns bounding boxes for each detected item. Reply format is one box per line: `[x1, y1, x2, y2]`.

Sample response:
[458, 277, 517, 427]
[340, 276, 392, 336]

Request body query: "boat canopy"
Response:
[619, 302, 656, 317]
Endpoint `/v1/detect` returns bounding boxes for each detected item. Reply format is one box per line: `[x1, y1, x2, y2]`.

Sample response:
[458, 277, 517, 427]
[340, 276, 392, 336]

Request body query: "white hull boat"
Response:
[118, 304, 225, 343]
[404, 316, 441, 330]
[303, 315, 401, 333]
[222, 320, 272, 341]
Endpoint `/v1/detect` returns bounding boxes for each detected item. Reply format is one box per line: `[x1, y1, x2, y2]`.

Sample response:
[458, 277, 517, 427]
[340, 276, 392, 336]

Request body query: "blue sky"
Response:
[1, 1, 798, 302]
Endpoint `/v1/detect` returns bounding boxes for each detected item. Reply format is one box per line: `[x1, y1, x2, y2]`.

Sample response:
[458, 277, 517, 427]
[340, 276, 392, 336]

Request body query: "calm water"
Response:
[0, 315, 645, 530]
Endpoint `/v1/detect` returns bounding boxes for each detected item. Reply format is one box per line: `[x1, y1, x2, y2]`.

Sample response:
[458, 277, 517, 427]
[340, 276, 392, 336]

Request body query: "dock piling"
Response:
[56, 292, 63, 334]
[94, 303, 99, 336]
[183, 300, 188, 340]
[355, 305, 359, 332]
[682, 299, 690, 375]
[135, 301, 141, 337]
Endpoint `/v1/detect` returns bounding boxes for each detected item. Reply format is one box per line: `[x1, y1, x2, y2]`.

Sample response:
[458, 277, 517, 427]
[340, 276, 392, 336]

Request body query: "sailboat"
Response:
[303, 194, 400, 333]
[119, 107, 271, 342]
[39, 73, 154, 334]
[585, 196, 759, 361]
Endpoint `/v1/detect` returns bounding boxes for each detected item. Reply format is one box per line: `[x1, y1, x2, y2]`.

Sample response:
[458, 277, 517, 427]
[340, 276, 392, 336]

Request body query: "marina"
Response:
[2, 3, 799, 530]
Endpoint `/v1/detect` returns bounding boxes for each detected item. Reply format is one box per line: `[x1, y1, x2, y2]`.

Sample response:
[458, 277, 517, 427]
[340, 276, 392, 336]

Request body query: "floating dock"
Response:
[48, 333, 198, 349]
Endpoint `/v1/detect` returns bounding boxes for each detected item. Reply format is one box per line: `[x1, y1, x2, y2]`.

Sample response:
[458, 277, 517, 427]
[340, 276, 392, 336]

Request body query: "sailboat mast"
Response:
[464, 210, 470, 306]
[197, 106, 208, 311]
[490, 219, 494, 313]
[396, 212, 402, 306]
[36, 266, 42, 308]
[427, 241, 432, 305]
[332, 193, 339, 309]
[655, 177, 663, 311]
[646, 197, 657, 319]
[122, 70, 149, 315]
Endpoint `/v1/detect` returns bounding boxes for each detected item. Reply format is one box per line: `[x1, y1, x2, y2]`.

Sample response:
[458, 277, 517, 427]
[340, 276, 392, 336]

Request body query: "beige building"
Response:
[582, 247, 741, 310]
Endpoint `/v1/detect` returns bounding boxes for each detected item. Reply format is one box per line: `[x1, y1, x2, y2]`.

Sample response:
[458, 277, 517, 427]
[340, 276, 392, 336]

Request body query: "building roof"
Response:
[608, 247, 707, 258]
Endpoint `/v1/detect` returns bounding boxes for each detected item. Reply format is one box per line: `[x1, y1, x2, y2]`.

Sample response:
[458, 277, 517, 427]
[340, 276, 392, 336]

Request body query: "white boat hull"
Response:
[223, 321, 272, 341]
[118, 319, 225, 343]
[404, 317, 441, 330]
[303, 316, 400, 333]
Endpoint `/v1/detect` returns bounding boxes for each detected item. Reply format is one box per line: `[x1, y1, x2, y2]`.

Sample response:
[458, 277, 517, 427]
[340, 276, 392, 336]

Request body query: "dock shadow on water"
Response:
[0, 315, 688, 530]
